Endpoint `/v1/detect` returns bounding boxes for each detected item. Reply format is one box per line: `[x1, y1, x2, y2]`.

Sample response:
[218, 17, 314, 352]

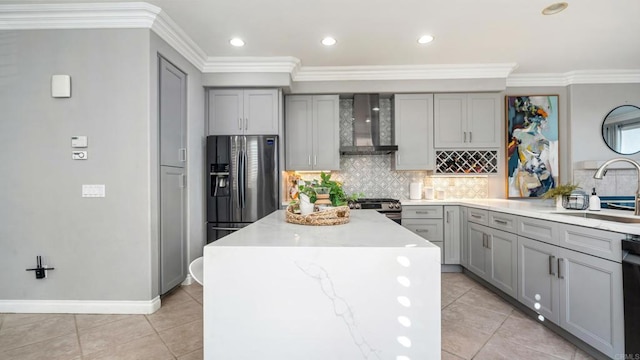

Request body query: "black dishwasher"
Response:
[622, 236, 640, 357]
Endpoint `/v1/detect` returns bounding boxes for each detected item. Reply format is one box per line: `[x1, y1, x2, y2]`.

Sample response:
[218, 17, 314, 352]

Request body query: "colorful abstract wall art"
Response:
[506, 95, 559, 198]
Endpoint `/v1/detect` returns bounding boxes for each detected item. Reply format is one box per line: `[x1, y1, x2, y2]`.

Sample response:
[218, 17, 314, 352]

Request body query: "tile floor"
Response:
[0, 273, 597, 360]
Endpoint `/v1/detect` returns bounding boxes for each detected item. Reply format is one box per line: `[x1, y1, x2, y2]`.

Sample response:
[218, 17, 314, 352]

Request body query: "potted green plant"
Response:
[542, 183, 581, 209]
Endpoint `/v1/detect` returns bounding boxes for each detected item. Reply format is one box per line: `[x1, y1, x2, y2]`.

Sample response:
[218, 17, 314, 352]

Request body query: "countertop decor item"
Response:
[285, 205, 350, 225]
[541, 182, 581, 209]
[563, 189, 589, 210]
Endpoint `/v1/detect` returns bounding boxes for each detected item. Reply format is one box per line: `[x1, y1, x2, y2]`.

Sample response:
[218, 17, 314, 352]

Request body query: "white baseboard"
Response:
[0, 296, 161, 314]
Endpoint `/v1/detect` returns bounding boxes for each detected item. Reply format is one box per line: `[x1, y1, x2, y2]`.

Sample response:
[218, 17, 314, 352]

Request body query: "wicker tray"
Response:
[285, 205, 350, 226]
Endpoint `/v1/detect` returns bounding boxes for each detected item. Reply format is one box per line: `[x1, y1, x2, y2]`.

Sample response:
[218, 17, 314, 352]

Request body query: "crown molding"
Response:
[152, 10, 207, 70]
[0, 2, 160, 29]
[202, 57, 301, 74]
[507, 70, 640, 87]
[292, 63, 519, 82]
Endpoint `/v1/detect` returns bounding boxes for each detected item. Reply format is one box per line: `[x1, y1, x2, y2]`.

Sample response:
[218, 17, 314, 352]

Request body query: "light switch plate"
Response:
[72, 151, 88, 160]
[82, 184, 105, 197]
[71, 136, 87, 148]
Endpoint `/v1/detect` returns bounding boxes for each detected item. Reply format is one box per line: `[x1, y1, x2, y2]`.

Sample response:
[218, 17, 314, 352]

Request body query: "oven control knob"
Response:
[348, 202, 354, 209]
[395, 203, 401, 209]
[355, 203, 361, 209]
[387, 203, 393, 209]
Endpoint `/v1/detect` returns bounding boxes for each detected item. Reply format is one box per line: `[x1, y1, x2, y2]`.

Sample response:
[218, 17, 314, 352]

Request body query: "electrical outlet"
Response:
[35, 268, 45, 279]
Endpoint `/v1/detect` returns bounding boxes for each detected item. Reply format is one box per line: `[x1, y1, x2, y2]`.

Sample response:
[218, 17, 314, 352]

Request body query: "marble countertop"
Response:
[209, 209, 437, 248]
[402, 199, 640, 236]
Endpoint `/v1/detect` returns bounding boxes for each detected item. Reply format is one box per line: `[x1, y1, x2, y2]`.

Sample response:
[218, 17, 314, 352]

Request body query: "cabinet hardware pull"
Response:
[558, 258, 564, 279]
[179, 148, 187, 162]
[416, 229, 429, 233]
[494, 219, 507, 225]
[245, 118, 248, 130]
[471, 214, 481, 219]
[415, 211, 431, 214]
[308, 155, 311, 166]
[470, 132, 472, 142]
[549, 255, 556, 275]
[464, 132, 467, 143]
[314, 155, 317, 166]
[482, 233, 487, 247]
[446, 212, 450, 223]
[238, 117, 242, 130]
[179, 174, 186, 189]
[487, 235, 492, 249]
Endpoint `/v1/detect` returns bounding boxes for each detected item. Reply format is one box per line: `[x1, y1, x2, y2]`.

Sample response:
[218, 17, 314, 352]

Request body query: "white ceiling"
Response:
[2, 0, 640, 76]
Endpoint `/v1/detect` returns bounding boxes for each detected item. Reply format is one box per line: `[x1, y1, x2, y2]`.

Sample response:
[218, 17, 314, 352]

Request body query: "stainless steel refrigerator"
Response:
[207, 135, 279, 243]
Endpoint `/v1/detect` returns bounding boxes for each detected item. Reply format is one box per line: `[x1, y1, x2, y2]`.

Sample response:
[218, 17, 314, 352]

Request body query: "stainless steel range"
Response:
[348, 198, 402, 224]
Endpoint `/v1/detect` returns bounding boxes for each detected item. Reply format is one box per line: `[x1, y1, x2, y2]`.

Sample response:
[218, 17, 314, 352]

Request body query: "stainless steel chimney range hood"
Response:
[339, 94, 398, 155]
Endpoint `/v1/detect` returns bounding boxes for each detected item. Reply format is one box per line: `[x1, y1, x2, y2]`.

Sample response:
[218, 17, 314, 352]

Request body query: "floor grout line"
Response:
[73, 314, 84, 360]
[469, 308, 514, 359]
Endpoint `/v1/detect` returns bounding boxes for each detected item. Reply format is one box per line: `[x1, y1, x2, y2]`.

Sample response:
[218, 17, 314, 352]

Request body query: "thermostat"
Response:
[72, 151, 88, 160]
[71, 136, 88, 148]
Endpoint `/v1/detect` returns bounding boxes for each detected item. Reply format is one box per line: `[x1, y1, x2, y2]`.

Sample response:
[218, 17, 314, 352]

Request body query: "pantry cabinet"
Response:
[208, 89, 279, 135]
[285, 95, 340, 171]
[434, 93, 501, 148]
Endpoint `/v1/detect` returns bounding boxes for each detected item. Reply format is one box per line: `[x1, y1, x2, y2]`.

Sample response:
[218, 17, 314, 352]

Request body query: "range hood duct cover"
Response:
[339, 94, 398, 155]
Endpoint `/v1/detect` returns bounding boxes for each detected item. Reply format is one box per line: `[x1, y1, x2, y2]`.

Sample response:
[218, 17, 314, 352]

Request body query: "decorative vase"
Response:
[556, 196, 564, 210]
[299, 193, 315, 215]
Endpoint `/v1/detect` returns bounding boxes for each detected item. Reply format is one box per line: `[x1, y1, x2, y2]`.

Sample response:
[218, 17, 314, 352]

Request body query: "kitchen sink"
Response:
[552, 212, 640, 224]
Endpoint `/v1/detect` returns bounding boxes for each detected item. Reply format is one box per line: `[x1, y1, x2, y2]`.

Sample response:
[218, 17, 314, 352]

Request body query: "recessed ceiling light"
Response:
[417, 35, 434, 44]
[542, 2, 568, 15]
[229, 38, 245, 47]
[322, 37, 337, 46]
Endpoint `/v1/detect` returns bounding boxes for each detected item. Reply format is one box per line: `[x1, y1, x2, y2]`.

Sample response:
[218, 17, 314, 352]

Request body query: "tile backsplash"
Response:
[573, 169, 637, 196]
[285, 98, 489, 201]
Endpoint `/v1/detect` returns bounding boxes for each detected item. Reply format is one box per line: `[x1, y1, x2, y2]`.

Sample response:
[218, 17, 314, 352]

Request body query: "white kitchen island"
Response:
[203, 210, 441, 360]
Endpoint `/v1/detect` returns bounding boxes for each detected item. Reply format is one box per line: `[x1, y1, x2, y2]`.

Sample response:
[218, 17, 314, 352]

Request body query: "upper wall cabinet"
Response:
[285, 95, 340, 171]
[208, 89, 279, 135]
[393, 94, 434, 170]
[434, 93, 501, 148]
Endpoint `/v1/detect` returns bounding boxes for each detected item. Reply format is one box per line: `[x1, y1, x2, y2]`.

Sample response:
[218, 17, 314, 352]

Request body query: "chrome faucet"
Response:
[593, 158, 640, 216]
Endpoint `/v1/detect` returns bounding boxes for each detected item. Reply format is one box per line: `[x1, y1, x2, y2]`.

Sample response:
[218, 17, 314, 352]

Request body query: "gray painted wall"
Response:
[0, 29, 153, 300]
[568, 83, 640, 165]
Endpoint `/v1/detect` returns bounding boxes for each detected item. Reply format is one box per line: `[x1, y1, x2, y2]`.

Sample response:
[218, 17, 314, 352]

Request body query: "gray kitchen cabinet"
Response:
[393, 94, 434, 170]
[444, 206, 461, 264]
[159, 56, 186, 168]
[518, 235, 560, 323]
[434, 93, 501, 148]
[466, 222, 518, 297]
[160, 166, 186, 293]
[208, 88, 279, 135]
[403, 205, 443, 264]
[557, 246, 624, 358]
[285, 95, 340, 171]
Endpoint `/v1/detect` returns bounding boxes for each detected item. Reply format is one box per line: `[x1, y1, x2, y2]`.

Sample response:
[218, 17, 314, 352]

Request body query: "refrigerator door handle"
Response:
[234, 136, 241, 209]
[238, 149, 245, 209]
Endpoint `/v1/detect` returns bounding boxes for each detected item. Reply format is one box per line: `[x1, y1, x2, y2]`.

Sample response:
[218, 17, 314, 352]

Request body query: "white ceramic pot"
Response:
[299, 193, 315, 215]
[556, 196, 564, 210]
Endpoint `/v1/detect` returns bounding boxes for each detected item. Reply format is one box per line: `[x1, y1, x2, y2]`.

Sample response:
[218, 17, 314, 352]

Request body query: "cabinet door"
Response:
[312, 95, 340, 170]
[466, 93, 500, 147]
[394, 94, 434, 170]
[160, 166, 186, 294]
[487, 227, 518, 297]
[244, 89, 279, 135]
[285, 96, 313, 170]
[434, 94, 466, 148]
[208, 89, 244, 135]
[444, 206, 461, 264]
[517, 236, 560, 323]
[558, 248, 624, 358]
[159, 57, 186, 167]
[467, 223, 489, 278]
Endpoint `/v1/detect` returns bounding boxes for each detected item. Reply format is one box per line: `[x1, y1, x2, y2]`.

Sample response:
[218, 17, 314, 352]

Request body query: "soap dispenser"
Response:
[589, 188, 601, 211]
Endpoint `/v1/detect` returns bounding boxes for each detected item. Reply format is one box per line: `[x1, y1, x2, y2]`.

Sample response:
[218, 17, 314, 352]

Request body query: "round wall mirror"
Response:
[601, 105, 640, 155]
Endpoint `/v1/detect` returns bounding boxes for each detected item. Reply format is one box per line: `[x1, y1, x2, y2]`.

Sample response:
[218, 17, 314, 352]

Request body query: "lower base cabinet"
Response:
[466, 222, 517, 298]
[518, 235, 624, 358]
